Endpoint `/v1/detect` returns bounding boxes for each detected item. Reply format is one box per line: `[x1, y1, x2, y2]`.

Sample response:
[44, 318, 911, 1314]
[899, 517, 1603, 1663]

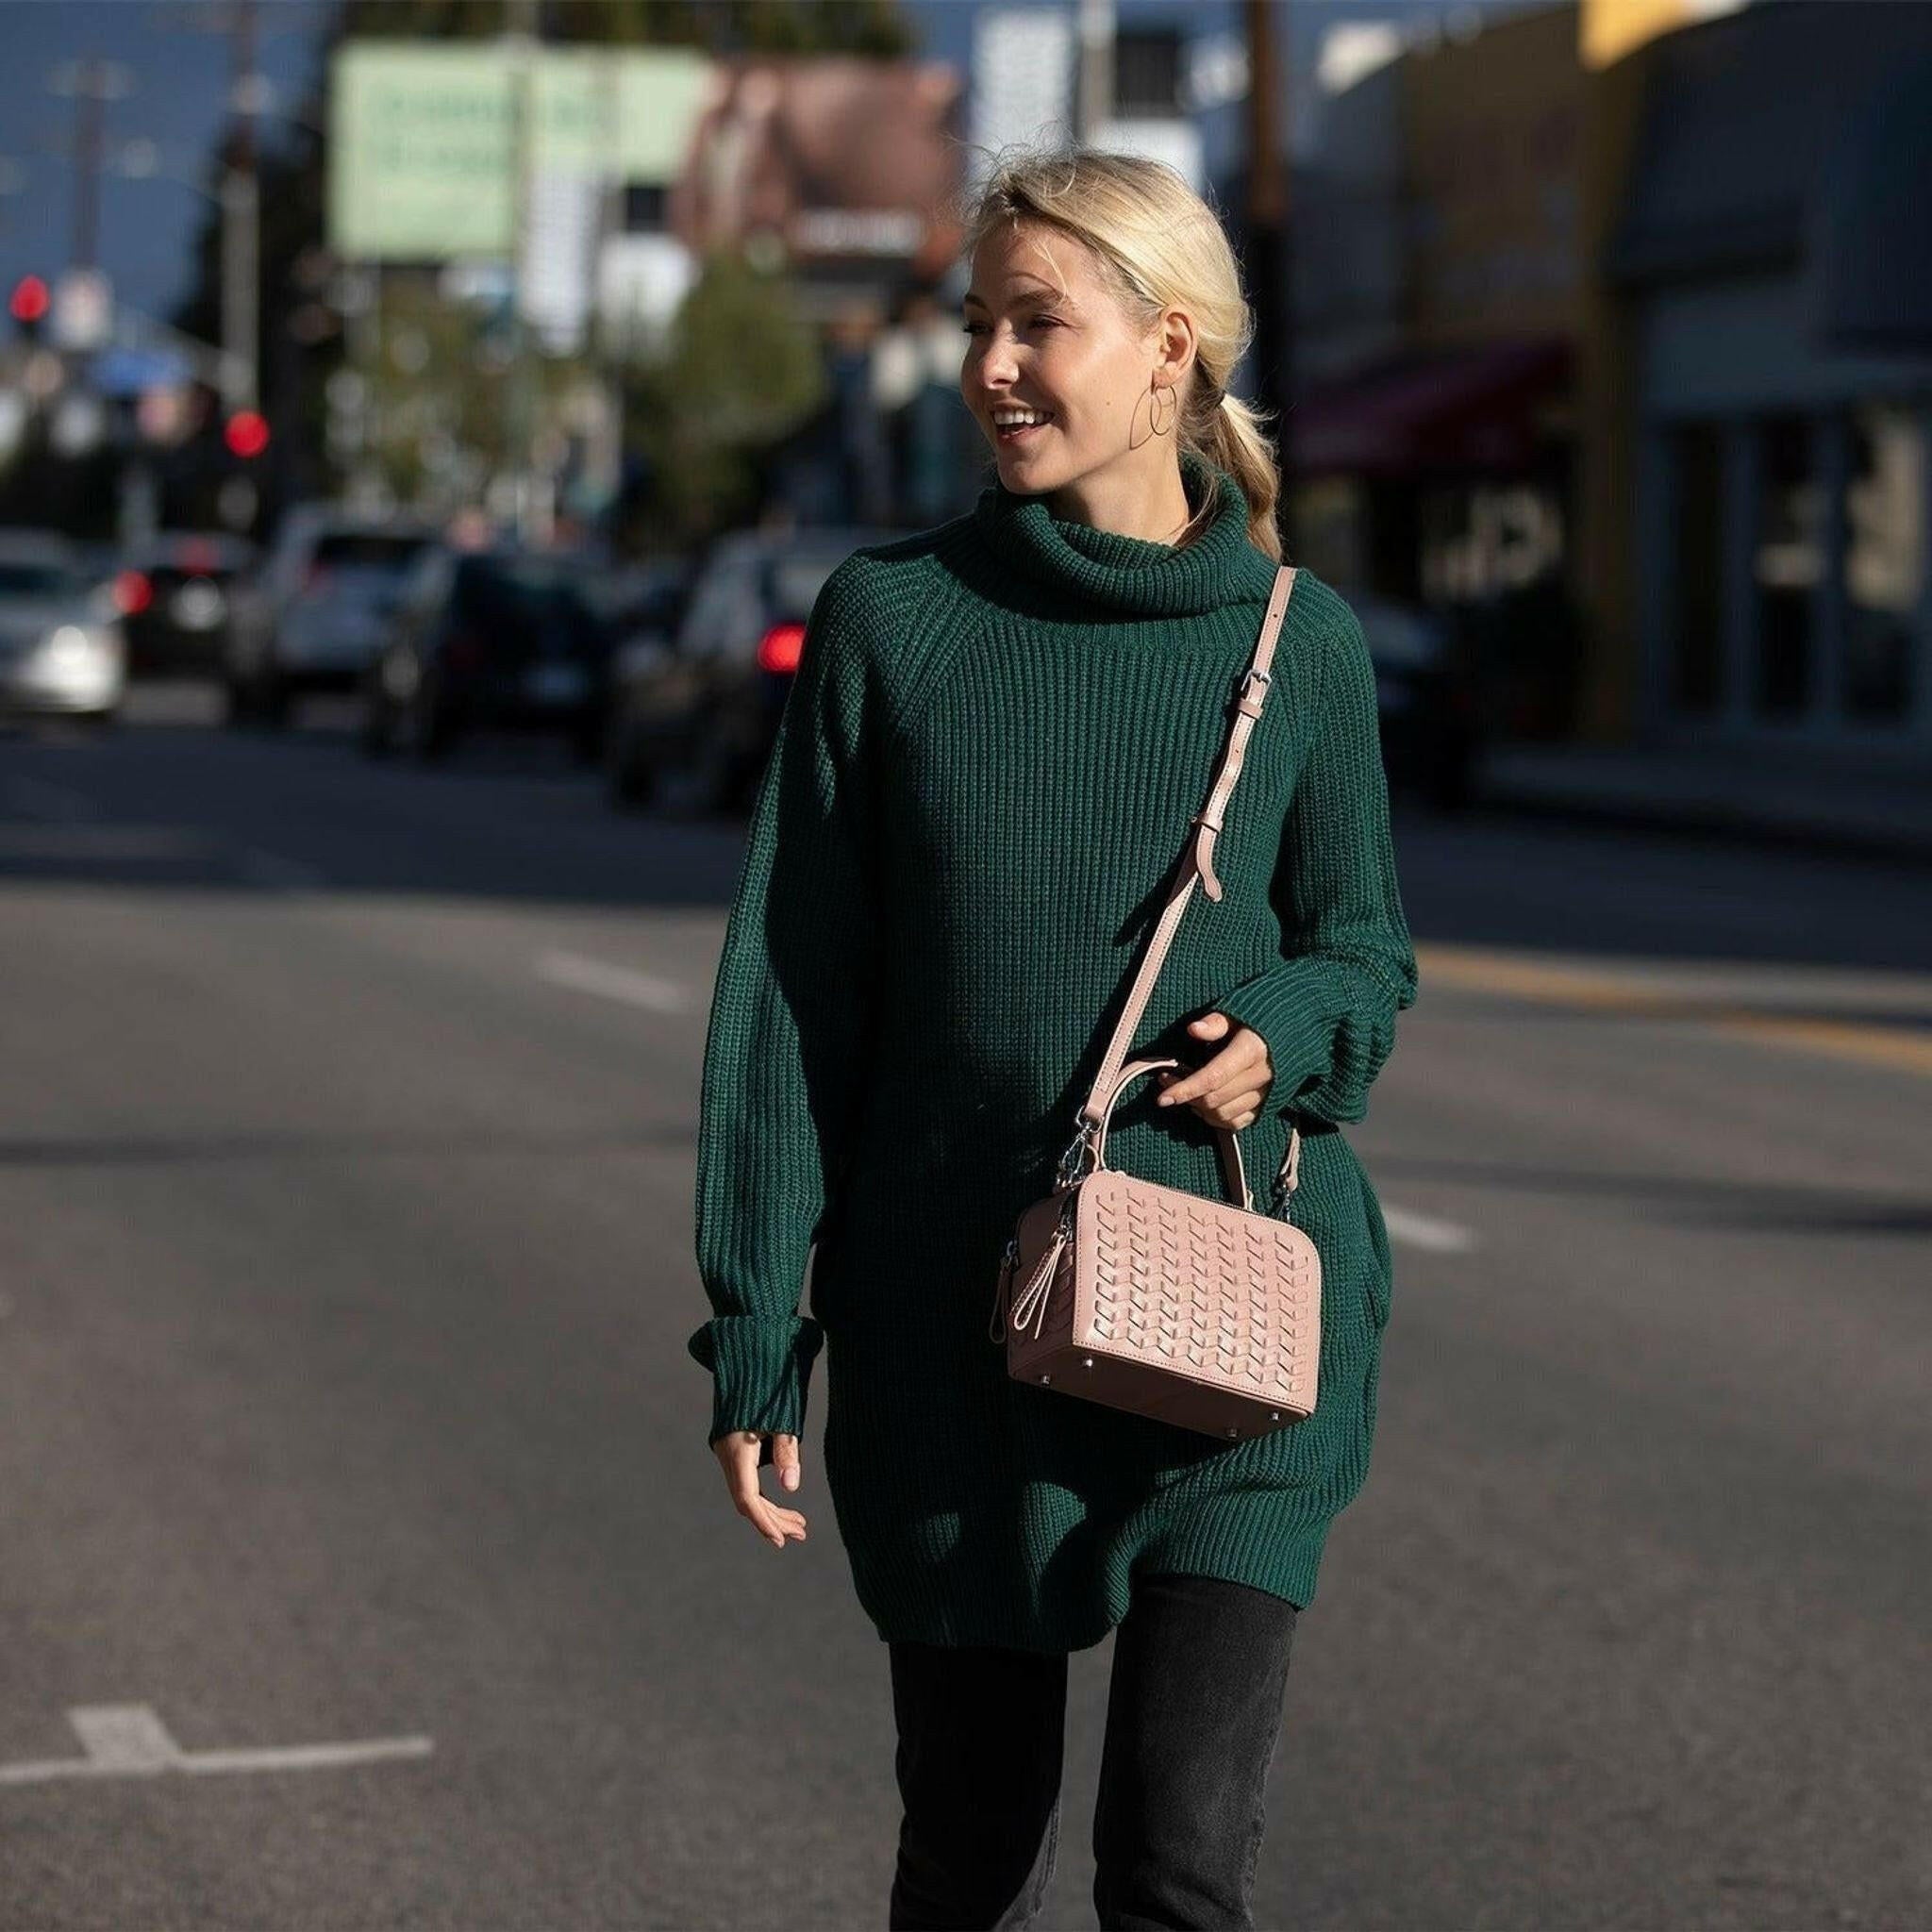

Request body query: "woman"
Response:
[690, 148, 1420, 1929]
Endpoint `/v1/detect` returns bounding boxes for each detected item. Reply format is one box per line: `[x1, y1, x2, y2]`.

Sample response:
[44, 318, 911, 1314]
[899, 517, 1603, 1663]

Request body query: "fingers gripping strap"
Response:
[1078, 566, 1297, 1131]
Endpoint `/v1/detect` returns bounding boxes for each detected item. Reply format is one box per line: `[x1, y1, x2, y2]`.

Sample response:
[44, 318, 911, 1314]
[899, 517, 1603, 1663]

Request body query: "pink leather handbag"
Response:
[988, 565, 1320, 1441]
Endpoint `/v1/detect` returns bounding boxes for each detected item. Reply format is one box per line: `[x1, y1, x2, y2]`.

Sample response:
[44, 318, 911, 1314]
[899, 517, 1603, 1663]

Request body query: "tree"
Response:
[625, 254, 824, 542]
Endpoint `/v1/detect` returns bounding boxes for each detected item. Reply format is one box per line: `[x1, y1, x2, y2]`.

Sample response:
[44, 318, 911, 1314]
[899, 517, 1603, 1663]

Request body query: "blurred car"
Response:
[578, 557, 693, 645]
[0, 530, 126, 726]
[223, 507, 439, 726]
[111, 531, 258, 677]
[604, 527, 893, 815]
[358, 546, 615, 764]
[1351, 592, 1483, 810]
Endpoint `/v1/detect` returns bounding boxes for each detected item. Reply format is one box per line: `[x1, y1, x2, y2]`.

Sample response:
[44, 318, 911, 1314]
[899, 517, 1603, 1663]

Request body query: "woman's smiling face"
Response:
[960, 218, 1168, 500]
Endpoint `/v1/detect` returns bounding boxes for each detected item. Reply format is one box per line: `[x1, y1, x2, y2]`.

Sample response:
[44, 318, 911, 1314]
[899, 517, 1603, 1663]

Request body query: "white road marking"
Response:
[536, 947, 687, 1014]
[5, 776, 104, 823]
[0, 1705, 433, 1787]
[1381, 1206, 1476, 1254]
[237, 846, 326, 892]
[68, 1705, 176, 1771]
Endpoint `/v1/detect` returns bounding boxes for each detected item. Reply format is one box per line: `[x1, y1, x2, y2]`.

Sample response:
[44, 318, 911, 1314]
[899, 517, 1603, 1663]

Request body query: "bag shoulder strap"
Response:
[1075, 564, 1297, 1133]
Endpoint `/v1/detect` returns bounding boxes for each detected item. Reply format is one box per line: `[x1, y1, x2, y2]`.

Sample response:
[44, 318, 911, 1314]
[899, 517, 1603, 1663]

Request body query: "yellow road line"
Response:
[1412, 942, 1932, 1077]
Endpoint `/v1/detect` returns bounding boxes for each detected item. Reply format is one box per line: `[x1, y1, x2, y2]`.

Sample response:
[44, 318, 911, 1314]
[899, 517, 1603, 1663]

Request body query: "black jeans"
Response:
[887, 1572, 1299, 1930]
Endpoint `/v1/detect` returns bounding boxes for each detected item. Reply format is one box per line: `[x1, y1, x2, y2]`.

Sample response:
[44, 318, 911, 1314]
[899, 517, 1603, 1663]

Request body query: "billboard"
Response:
[327, 42, 710, 261]
[670, 61, 964, 278]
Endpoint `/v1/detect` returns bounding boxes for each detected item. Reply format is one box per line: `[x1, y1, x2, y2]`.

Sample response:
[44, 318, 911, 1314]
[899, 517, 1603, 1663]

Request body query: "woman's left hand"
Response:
[1155, 1011, 1274, 1130]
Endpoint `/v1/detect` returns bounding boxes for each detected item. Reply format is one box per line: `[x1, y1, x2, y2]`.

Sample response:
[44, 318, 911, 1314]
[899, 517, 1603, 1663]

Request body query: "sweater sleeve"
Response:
[688, 559, 879, 1454]
[1211, 602, 1420, 1125]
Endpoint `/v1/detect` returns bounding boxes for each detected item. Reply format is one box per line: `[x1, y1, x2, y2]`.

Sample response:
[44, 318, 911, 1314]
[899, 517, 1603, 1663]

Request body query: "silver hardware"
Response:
[1269, 1410, 1280, 1422]
[1225, 1425, 1239, 1438]
[1081, 1356, 1094, 1369]
[1274, 1120, 1303, 1215]
[1039, 1374, 1051, 1385]
[1056, 1116, 1098, 1190]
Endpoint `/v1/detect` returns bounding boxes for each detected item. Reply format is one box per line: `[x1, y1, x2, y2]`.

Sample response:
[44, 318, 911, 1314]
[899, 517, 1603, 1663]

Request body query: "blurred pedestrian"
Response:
[691, 146, 1418, 1929]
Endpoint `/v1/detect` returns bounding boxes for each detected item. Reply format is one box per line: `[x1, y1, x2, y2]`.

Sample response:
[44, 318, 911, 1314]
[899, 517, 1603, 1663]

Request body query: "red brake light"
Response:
[758, 622, 807, 675]
[113, 569, 153, 616]
[224, 410, 270, 459]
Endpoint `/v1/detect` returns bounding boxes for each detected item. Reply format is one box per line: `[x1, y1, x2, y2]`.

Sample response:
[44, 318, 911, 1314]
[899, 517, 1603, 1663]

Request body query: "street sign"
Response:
[51, 269, 112, 353]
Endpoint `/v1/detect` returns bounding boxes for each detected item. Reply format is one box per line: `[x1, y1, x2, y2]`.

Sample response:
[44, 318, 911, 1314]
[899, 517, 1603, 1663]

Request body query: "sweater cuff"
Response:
[687, 1313, 825, 1452]
[1212, 960, 1336, 1114]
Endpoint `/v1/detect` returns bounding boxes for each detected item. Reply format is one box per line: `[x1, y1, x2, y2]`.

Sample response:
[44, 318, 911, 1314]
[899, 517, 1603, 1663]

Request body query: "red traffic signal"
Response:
[224, 409, 270, 459]
[9, 275, 50, 326]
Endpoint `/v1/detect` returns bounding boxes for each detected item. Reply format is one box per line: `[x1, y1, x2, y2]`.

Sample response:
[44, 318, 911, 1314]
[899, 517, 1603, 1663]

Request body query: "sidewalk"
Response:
[1469, 738, 1932, 865]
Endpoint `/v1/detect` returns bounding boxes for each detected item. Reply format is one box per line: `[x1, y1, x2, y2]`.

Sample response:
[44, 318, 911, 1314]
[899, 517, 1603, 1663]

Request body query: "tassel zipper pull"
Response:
[991, 1193, 1078, 1346]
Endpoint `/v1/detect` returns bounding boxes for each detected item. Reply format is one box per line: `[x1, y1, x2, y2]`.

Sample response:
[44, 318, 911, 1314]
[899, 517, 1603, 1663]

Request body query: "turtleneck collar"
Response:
[972, 450, 1280, 618]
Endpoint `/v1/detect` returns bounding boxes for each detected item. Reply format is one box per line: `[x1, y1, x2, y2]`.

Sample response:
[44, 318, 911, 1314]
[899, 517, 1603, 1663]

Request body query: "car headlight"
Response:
[45, 624, 103, 664]
[28, 625, 122, 689]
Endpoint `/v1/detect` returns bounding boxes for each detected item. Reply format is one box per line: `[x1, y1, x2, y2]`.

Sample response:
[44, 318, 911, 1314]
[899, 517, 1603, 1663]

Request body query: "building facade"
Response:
[1607, 1, 1932, 758]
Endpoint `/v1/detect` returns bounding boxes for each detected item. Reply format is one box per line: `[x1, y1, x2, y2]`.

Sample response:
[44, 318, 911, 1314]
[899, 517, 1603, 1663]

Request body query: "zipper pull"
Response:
[989, 1238, 1019, 1343]
[1274, 1120, 1302, 1216]
[1008, 1227, 1069, 1341]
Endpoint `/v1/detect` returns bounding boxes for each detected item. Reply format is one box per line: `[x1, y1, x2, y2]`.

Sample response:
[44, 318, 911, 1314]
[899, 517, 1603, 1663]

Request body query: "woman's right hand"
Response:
[711, 1430, 809, 1550]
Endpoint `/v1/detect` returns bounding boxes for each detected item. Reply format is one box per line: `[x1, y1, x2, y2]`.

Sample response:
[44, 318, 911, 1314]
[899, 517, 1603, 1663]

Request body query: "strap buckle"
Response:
[1234, 665, 1273, 719]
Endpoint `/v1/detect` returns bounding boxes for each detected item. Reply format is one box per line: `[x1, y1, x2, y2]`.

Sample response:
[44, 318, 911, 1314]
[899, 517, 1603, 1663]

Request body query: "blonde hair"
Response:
[961, 146, 1282, 560]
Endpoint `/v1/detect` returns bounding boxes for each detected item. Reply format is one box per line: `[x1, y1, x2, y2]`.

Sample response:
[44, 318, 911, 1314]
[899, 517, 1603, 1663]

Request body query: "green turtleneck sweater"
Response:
[691, 457, 1420, 1653]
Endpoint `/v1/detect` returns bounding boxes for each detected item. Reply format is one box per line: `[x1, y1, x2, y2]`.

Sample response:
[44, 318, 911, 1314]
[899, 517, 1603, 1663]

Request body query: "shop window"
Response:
[1668, 424, 1722, 715]
[1843, 401, 1924, 722]
[1753, 415, 1821, 719]
[623, 185, 669, 233]
[1112, 28, 1183, 116]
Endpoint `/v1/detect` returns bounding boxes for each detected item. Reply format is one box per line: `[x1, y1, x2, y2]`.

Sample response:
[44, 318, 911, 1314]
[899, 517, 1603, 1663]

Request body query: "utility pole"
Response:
[48, 58, 135, 275]
[221, 0, 259, 410]
[75, 65, 104, 271]
[1075, 0, 1114, 143]
[1243, 0, 1294, 556]
[504, 0, 541, 544]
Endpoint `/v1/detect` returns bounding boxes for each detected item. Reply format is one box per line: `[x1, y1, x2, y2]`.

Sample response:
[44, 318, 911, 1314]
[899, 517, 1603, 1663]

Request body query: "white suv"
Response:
[223, 506, 438, 726]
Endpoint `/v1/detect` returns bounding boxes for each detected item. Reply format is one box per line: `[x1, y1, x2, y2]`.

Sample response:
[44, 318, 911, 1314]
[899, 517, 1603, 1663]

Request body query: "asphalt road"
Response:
[2, 686, 1927, 1931]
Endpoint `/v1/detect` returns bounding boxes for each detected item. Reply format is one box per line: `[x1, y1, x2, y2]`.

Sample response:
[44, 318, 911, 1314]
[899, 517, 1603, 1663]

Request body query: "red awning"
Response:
[1284, 339, 1573, 477]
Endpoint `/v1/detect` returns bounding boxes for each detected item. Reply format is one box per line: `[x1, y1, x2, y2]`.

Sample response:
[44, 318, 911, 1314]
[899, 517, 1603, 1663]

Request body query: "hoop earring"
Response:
[1149, 384, 1177, 439]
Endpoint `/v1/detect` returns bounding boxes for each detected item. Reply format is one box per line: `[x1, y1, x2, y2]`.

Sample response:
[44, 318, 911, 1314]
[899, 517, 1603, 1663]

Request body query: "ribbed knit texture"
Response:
[691, 455, 1420, 1653]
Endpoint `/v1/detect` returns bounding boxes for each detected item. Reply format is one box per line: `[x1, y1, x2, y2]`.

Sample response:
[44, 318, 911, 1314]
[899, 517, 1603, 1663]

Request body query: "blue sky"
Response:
[0, 0, 1534, 325]
[0, 1, 330, 327]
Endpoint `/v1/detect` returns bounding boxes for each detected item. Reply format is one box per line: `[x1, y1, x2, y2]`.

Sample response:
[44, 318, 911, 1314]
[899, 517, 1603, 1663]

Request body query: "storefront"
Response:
[1612, 5, 1932, 757]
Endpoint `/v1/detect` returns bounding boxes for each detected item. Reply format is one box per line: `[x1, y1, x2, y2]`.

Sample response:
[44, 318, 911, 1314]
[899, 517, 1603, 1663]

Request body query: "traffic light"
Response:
[223, 409, 270, 459]
[8, 274, 50, 339]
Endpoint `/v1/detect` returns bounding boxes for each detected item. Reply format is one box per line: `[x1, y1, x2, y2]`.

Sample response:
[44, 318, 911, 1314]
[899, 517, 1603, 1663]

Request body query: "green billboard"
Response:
[328, 42, 711, 261]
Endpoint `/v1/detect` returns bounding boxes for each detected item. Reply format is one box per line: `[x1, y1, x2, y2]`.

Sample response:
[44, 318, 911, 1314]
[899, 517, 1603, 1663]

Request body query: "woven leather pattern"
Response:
[1084, 1172, 1316, 1397]
[1005, 1170, 1321, 1438]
